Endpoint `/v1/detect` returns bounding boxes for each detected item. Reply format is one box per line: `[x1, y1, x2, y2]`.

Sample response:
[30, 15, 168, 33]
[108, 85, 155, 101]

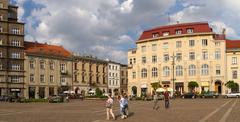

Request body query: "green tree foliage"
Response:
[225, 80, 239, 92]
[188, 81, 199, 92]
[95, 87, 103, 97]
[151, 82, 161, 91]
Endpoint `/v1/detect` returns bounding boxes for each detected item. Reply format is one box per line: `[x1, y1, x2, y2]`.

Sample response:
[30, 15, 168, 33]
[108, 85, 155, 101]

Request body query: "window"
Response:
[141, 45, 146, 52]
[142, 56, 146, 64]
[50, 75, 54, 83]
[11, 40, 21, 46]
[201, 64, 209, 76]
[0, 39, 2, 45]
[50, 62, 54, 70]
[61, 77, 67, 83]
[189, 65, 196, 76]
[152, 67, 158, 77]
[189, 40, 195, 47]
[187, 28, 193, 34]
[132, 72, 136, 79]
[163, 42, 168, 49]
[0, 3, 3, 8]
[11, 28, 21, 35]
[12, 64, 21, 70]
[11, 76, 21, 83]
[152, 44, 157, 51]
[232, 57, 237, 65]
[202, 39, 208, 46]
[29, 61, 35, 69]
[11, 52, 21, 59]
[0, 51, 2, 58]
[163, 66, 170, 77]
[141, 68, 147, 78]
[133, 58, 136, 64]
[163, 32, 169, 36]
[60, 63, 66, 72]
[164, 54, 169, 62]
[176, 53, 182, 61]
[152, 33, 159, 38]
[40, 61, 45, 69]
[232, 70, 237, 79]
[215, 50, 221, 60]
[0, 26, 2, 32]
[0, 63, 2, 70]
[202, 51, 208, 60]
[216, 65, 221, 75]
[215, 42, 220, 46]
[129, 59, 132, 65]
[176, 41, 182, 48]
[40, 75, 45, 83]
[0, 15, 2, 20]
[176, 65, 183, 76]
[30, 74, 34, 82]
[189, 52, 195, 60]
[152, 55, 157, 63]
[176, 29, 182, 35]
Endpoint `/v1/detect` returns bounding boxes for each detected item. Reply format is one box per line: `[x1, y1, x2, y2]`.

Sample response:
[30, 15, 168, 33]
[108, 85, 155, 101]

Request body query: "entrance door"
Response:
[215, 81, 222, 94]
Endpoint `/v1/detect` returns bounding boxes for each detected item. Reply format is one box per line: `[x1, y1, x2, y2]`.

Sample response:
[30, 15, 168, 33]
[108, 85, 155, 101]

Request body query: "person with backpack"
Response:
[164, 90, 170, 109]
[119, 95, 127, 119]
[106, 94, 115, 120]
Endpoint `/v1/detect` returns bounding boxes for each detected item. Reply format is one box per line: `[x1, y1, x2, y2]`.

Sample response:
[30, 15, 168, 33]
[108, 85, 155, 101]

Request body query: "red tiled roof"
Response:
[226, 40, 240, 49]
[138, 22, 213, 41]
[24, 41, 72, 58]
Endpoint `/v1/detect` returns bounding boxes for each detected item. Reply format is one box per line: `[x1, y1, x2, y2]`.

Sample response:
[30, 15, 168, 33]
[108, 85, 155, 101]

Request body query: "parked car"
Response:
[200, 91, 219, 98]
[48, 95, 64, 103]
[225, 92, 240, 98]
[181, 92, 197, 99]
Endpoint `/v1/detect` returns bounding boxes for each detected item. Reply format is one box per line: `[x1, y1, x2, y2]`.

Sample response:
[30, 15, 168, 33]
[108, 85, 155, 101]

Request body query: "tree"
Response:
[95, 87, 103, 97]
[151, 82, 161, 92]
[188, 81, 199, 92]
[225, 80, 239, 92]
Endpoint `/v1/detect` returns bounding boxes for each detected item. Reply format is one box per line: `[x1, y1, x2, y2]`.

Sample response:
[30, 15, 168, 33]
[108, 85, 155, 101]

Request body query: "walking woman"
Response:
[164, 90, 170, 109]
[152, 91, 159, 110]
[106, 95, 115, 120]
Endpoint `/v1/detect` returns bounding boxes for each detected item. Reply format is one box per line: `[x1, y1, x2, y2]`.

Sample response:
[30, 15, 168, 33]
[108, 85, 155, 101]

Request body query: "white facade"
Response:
[108, 62, 121, 95]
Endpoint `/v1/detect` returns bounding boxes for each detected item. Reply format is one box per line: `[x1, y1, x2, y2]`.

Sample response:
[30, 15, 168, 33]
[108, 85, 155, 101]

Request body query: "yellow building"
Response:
[73, 56, 108, 96]
[128, 22, 228, 96]
[24, 41, 73, 99]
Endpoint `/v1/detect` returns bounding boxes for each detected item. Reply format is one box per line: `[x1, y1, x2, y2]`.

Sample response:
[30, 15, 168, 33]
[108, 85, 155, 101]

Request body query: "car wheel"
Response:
[182, 96, 185, 99]
[237, 95, 239, 98]
[213, 96, 216, 98]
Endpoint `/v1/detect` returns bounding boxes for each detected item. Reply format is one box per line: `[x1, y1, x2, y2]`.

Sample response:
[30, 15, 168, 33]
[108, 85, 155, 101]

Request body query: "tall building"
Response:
[24, 41, 73, 99]
[128, 22, 228, 97]
[120, 64, 128, 94]
[107, 62, 120, 95]
[0, 0, 25, 97]
[73, 56, 108, 95]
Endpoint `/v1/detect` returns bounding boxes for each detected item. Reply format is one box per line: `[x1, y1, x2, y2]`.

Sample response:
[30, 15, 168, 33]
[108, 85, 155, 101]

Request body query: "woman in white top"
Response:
[106, 95, 115, 120]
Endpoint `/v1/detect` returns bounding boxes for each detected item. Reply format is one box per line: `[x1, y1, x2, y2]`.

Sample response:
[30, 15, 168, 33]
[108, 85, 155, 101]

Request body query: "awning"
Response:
[167, 88, 173, 91]
[151, 81, 159, 83]
[156, 88, 165, 92]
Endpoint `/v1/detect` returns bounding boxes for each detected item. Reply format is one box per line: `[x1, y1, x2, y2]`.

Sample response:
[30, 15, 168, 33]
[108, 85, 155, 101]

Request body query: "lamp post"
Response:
[171, 53, 177, 96]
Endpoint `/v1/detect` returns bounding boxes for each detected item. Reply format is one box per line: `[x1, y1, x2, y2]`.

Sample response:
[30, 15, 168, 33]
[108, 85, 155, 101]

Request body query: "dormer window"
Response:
[163, 32, 169, 36]
[187, 28, 194, 34]
[176, 29, 182, 35]
[152, 33, 159, 38]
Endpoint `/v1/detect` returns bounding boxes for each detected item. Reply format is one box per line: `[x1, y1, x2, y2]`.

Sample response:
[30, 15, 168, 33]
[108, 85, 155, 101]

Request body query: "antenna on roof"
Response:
[167, 13, 170, 24]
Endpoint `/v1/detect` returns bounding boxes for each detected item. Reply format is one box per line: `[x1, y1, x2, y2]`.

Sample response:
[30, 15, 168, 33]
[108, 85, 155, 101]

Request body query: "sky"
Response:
[10, 0, 240, 64]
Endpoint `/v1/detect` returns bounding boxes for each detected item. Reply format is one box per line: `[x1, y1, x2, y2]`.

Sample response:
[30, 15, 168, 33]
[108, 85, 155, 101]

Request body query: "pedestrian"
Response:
[106, 94, 115, 120]
[152, 91, 159, 110]
[164, 90, 170, 109]
[119, 95, 127, 119]
[123, 94, 129, 116]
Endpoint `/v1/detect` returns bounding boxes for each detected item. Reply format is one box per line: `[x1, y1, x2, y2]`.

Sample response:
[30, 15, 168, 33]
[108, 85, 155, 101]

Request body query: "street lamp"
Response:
[171, 53, 177, 96]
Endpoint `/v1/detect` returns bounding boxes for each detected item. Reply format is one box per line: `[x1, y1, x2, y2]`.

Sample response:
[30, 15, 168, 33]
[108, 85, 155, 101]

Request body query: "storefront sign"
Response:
[11, 89, 20, 92]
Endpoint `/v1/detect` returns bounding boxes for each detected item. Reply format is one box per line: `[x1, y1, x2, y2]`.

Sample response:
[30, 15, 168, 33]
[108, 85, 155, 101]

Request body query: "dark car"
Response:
[181, 92, 197, 99]
[200, 91, 219, 98]
[48, 95, 64, 103]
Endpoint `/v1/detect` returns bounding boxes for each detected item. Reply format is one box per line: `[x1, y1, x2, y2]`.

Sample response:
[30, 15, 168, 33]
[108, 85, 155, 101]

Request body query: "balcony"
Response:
[60, 70, 68, 75]
[60, 81, 67, 86]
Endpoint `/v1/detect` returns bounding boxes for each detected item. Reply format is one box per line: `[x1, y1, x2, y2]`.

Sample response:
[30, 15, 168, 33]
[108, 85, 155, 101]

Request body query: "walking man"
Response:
[152, 91, 159, 110]
[164, 90, 170, 109]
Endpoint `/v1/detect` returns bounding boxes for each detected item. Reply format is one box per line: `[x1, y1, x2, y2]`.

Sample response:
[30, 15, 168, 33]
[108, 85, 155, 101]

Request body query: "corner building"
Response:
[128, 22, 227, 96]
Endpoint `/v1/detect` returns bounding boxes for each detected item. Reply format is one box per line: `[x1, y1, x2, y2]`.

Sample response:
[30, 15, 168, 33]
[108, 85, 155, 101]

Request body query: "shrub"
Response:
[96, 88, 103, 97]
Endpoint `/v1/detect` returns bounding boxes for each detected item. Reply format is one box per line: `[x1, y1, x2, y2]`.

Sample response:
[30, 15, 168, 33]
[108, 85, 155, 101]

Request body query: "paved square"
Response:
[0, 98, 239, 122]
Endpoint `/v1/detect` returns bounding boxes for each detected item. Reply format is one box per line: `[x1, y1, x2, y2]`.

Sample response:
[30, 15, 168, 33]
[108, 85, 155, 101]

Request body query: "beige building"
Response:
[24, 41, 73, 99]
[226, 40, 240, 93]
[128, 22, 228, 96]
[73, 56, 108, 95]
[120, 64, 128, 94]
[0, 0, 25, 97]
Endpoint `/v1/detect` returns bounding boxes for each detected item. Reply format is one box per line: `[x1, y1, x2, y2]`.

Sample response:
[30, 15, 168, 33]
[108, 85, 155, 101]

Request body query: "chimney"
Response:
[222, 28, 226, 35]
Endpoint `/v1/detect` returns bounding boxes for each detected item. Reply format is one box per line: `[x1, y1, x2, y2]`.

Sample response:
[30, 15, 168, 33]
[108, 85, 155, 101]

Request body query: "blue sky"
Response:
[11, 0, 240, 63]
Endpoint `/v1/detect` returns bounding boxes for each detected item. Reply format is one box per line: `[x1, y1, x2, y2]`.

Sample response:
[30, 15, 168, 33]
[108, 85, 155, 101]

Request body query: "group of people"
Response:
[105, 94, 129, 120]
[153, 90, 170, 110]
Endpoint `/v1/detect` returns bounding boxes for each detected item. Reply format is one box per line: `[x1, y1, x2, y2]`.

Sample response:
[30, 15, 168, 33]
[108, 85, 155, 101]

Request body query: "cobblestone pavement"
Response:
[0, 98, 239, 122]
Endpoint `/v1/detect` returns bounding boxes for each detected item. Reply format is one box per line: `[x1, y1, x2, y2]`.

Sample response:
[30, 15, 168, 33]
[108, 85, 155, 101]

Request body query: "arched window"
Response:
[176, 65, 183, 76]
[152, 67, 158, 77]
[163, 66, 170, 77]
[141, 68, 147, 78]
[189, 65, 196, 76]
[201, 64, 209, 75]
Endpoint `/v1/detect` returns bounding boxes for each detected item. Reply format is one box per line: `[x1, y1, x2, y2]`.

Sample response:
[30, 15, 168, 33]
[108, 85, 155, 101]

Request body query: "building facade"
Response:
[107, 62, 120, 95]
[0, 0, 25, 97]
[73, 56, 108, 95]
[24, 41, 73, 99]
[128, 22, 228, 97]
[120, 64, 128, 94]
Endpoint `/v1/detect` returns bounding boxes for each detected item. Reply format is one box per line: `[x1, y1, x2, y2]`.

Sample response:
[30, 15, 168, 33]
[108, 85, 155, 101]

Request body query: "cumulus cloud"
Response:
[16, 0, 176, 63]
